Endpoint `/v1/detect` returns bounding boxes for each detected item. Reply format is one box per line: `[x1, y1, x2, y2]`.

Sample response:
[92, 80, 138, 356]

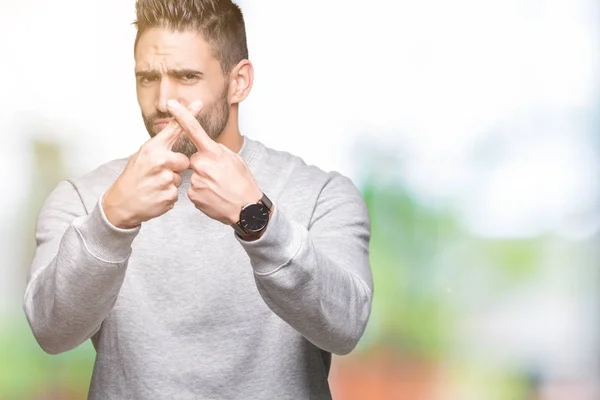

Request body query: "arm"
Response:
[24, 105, 199, 354]
[238, 173, 374, 355]
[161, 101, 373, 354]
[23, 181, 139, 354]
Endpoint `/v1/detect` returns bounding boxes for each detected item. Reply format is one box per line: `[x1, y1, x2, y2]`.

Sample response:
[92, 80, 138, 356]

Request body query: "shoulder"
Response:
[250, 137, 347, 189]
[38, 157, 128, 222]
[69, 157, 128, 189]
[249, 137, 365, 220]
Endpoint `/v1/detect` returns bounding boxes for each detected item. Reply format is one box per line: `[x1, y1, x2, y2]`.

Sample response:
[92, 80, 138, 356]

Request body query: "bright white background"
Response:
[0, 0, 597, 234]
[0, 0, 598, 397]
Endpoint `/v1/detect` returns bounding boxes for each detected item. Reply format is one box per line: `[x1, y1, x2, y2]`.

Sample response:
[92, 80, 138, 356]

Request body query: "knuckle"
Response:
[165, 187, 178, 203]
[189, 159, 198, 172]
[125, 155, 136, 168]
[155, 155, 169, 169]
[196, 164, 209, 177]
[218, 143, 229, 155]
[190, 174, 203, 188]
[139, 144, 151, 157]
[187, 186, 196, 200]
[181, 156, 191, 170]
[173, 175, 182, 188]
[190, 162, 204, 177]
[160, 170, 173, 185]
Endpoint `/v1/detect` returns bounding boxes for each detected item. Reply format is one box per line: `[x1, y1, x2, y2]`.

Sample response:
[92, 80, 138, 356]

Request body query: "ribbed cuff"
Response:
[72, 194, 140, 263]
[236, 207, 305, 275]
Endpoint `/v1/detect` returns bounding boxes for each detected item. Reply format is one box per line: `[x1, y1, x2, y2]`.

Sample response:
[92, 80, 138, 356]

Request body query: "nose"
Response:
[156, 77, 174, 114]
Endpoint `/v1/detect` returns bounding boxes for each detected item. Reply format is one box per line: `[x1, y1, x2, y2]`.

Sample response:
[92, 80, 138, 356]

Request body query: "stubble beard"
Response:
[143, 89, 230, 158]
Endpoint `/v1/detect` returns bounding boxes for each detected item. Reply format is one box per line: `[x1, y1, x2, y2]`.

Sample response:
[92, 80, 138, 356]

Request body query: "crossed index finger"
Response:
[153, 101, 203, 149]
[166, 99, 217, 153]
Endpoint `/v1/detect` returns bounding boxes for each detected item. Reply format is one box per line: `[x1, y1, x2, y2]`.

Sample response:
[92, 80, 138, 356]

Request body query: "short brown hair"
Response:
[133, 0, 248, 73]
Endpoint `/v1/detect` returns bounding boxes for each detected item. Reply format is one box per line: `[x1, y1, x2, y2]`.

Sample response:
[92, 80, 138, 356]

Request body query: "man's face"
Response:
[135, 27, 230, 157]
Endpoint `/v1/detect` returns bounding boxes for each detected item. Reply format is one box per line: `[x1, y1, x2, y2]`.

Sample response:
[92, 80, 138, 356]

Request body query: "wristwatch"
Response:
[232, 193, 273, 239]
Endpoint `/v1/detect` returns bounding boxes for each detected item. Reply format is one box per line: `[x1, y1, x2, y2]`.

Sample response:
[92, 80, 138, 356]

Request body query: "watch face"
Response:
[240, 203, 269, 233]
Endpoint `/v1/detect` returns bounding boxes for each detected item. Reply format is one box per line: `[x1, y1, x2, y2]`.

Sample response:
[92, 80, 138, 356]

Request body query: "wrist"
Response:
[236, 230, 264, 242]
[101, 191, 139, 229]
[233, 194, 274, 241]
[237, 208, 273, 242]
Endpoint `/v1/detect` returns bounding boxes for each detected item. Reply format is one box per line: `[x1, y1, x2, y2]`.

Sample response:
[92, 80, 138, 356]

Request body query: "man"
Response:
[23, 0, 373, 399]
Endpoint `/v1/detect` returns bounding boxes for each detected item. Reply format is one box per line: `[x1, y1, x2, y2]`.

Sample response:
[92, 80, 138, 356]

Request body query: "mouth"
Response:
[154, 118, 173, 131]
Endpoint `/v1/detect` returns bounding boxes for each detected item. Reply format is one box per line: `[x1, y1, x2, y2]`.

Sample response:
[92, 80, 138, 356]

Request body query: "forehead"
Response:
[134, 27, 216, 70]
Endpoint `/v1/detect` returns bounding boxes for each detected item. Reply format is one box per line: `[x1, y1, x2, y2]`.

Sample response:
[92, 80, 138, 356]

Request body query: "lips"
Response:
[154, 118, 173, 125]
[154, 118, 173, 131]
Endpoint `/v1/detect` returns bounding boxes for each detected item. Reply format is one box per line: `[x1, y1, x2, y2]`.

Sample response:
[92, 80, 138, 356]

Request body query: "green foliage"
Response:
[0, 318, 95, 400]
[359, 176, 544, 360]
[360, 179, 459, 359]
[477, 239, 545, 281]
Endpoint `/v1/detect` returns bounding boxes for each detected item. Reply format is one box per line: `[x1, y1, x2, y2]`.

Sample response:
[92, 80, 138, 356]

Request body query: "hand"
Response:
[102, 102, 203, 229]
[166, 99, 263, 225]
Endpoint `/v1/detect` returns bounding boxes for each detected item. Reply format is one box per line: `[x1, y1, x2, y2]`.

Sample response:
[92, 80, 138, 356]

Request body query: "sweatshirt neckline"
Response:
[238, 135, 259, 166]
[177, 135, 260, 181]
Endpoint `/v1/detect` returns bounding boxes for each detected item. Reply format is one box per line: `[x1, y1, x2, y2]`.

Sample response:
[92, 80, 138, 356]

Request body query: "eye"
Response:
[139, 76, 158, 84]
[181, 74, 199, 82]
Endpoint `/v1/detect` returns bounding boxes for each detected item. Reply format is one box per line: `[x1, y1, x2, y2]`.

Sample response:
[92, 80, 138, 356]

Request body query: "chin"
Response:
[172, 138, 198, 158]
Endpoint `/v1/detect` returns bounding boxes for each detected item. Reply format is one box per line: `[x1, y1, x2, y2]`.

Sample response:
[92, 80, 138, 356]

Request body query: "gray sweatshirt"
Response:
[23, 136, 373, 400]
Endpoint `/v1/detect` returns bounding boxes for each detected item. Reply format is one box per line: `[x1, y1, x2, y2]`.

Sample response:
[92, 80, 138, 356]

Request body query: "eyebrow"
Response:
[135, 68, 204, 78]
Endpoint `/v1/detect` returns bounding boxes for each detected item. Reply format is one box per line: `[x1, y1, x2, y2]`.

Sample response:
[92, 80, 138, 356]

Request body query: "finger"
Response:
[167, 99, 217, 153]
[152, 120, 183, 149]
[190, 154, 220, 180]
[173, 173, 183, 188]
[153, 101, 203, 149]
[165, 151, 190, 173]
[190, 172, 206, 189]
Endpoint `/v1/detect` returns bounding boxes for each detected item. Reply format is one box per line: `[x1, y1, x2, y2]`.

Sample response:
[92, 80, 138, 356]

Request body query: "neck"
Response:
[216, 104, 243, 153]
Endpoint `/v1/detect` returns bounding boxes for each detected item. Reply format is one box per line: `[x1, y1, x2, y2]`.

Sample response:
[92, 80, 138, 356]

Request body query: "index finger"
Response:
[153, 101, 203, 149]
[166, 99, 217, 152]
[153, 119, 183, 149]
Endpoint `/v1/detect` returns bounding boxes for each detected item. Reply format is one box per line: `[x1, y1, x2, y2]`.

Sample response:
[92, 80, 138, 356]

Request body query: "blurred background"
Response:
[1, 0, 599, 399]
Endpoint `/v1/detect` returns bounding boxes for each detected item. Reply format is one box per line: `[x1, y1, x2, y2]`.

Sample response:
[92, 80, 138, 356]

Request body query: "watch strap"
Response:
[232, 221, 248, 237]
[259, 193, 273, 211]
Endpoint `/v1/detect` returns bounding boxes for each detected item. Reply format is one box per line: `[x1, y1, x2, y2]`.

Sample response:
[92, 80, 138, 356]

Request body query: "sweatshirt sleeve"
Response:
[23, 180, 140, 354]
[237, 173, 374, 355]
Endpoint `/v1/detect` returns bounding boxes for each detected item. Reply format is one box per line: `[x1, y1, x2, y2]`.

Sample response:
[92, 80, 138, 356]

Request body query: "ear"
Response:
[228, 60, 254, 104]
